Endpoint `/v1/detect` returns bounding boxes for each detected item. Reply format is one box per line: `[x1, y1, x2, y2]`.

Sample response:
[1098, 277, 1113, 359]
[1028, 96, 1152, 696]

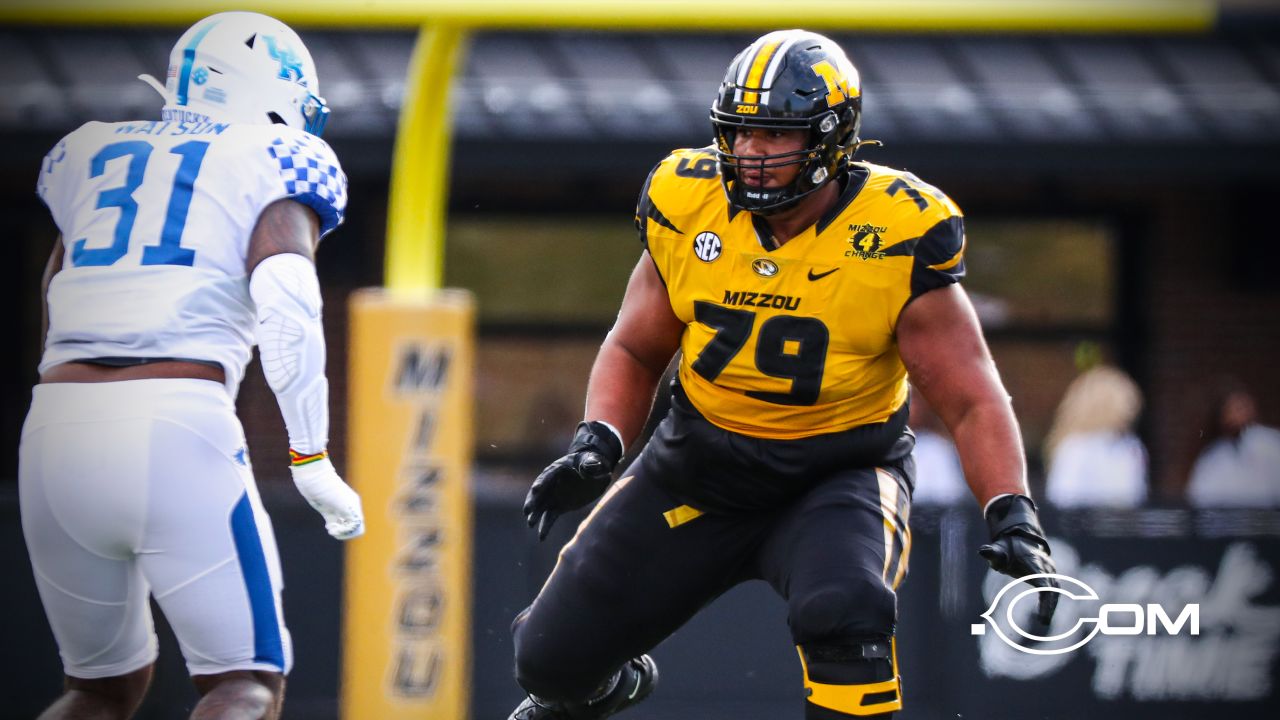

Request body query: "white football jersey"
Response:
[36, 118, 347, 397]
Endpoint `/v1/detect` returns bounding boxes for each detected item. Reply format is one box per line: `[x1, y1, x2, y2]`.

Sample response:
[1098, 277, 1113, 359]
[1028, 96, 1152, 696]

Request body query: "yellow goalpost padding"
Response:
[344, 289, 476, 720]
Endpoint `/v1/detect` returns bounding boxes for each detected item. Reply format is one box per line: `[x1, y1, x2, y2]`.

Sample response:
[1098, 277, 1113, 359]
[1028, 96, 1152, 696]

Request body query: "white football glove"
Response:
[290, 457, 365, 540]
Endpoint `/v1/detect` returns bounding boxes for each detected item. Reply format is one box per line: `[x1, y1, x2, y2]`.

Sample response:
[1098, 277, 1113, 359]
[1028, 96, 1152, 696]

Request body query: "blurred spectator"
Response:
[1186, 379, 1280, 507]
[1043, 365, 1148, 508]
[908, 388, 967, 505]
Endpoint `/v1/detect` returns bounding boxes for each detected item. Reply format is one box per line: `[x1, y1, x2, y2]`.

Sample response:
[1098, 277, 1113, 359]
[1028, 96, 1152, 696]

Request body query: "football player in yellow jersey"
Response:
[510, 30, 1058, 720]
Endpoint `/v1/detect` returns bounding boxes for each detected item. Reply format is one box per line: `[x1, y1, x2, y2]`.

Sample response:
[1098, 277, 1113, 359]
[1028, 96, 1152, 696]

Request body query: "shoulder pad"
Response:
[860, 164, 962, 219]
[248, 126, 348, 237]
[638, 147, 724, 237]
[854, 164, 962, 247]
[35, 122, 109, 226]
[36, 137, 70, 206]
[36, 122, 105, 200]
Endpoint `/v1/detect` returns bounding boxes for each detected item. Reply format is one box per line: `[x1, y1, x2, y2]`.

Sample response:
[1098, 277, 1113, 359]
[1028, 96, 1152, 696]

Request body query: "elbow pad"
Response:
[250, 252, 329, 455]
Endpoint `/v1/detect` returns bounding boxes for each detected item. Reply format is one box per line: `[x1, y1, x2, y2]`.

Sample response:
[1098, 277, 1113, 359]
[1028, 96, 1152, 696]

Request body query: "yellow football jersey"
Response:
[636, 147, 966, 440]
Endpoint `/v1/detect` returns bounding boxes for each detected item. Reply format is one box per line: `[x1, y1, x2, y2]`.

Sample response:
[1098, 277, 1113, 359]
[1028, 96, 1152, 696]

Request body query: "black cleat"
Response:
[509, 655, 659, 720]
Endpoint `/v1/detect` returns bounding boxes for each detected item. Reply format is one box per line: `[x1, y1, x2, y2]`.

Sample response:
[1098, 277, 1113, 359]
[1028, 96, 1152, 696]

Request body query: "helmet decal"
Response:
[810, 60, 850, 107]
[176, 19, 220, 107]
[733, 31, 803, 106]
[737, 38, 783, 105]
[757, 35, 803, 106]
[263, 35, 305, 83]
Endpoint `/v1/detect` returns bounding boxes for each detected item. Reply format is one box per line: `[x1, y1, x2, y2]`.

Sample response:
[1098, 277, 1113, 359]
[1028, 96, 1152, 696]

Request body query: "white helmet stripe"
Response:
[733, 40, 757, 103]
[759, 34, 801, 106]
[176, 19, 220, 106]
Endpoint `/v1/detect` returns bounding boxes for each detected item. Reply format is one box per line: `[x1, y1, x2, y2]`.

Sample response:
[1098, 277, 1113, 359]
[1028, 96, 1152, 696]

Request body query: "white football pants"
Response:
[19, 379, 292, 679]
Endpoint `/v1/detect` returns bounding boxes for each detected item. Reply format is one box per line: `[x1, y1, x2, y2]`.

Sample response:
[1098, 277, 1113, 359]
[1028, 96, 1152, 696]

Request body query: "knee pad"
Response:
[798, 638, 901, 718]
[789, 573, 897, 643]
[511, 608, 610, 702]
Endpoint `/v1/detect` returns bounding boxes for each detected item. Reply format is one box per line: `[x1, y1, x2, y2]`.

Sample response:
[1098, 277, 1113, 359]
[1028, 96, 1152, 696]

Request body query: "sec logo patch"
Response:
[693, 231, 722, 262]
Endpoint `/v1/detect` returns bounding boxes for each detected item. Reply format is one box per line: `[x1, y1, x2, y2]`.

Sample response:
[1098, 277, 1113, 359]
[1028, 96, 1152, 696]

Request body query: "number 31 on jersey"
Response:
[73, 140, 209, 268]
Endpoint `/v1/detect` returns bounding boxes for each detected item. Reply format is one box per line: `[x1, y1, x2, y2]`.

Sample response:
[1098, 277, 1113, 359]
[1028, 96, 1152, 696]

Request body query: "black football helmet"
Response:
[711, 30, 864, 215]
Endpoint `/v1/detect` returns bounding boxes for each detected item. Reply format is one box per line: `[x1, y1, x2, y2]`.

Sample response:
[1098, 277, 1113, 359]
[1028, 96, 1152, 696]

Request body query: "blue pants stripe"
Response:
[230, 492, 284, 669]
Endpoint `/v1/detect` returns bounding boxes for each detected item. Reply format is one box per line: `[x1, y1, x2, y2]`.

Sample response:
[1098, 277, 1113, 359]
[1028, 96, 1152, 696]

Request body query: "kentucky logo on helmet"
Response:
[263, 35, 304, 83]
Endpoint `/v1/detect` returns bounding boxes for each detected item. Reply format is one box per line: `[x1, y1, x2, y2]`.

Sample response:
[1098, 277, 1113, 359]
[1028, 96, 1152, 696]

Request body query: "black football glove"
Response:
[524, 421, 623, 541]
[979, 494, 1059, 627]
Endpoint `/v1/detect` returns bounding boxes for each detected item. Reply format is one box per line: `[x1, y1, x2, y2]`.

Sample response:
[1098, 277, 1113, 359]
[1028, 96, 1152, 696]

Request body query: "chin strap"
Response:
[842, 139, 883, 166]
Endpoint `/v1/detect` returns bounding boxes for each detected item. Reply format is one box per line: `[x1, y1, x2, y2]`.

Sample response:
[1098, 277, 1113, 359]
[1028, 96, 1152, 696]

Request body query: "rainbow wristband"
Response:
[289, 448, 329, 467]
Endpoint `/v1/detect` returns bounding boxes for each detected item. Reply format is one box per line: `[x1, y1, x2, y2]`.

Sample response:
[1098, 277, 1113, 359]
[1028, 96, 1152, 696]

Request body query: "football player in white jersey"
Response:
[21, 12, 363, 719]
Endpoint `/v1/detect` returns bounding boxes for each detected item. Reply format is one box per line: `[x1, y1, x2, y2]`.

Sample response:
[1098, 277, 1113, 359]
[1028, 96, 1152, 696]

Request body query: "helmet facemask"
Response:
[713, 108, 857, 215]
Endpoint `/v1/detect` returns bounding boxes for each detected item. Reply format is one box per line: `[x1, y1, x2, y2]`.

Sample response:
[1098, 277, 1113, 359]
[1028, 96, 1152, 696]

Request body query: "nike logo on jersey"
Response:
[807, 268, 839, 281]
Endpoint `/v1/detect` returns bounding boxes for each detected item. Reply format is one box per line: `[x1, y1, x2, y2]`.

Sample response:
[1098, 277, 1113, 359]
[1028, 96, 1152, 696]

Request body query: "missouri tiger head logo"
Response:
[751, 258, 780, 277]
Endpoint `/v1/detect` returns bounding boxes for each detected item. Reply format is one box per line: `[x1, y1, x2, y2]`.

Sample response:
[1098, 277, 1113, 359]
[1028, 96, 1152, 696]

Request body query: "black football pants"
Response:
[511, 457, 912, 713]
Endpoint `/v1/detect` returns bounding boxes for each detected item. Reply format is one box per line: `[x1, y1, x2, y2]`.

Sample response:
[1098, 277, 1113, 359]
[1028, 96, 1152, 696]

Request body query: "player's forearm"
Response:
[250, 252, 331, 455]
[950, 395, 1030, 508]
[584, 336, 666, 449]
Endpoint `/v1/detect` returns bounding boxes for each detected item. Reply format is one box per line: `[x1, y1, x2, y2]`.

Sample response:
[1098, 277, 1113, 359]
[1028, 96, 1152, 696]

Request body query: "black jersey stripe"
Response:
[816, 164, 871, 235]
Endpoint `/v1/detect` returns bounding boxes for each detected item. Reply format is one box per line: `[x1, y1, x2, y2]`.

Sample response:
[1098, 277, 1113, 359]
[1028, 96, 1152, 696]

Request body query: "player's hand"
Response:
[290, 457, 365, 540]
[524, 421, 623, 541]
[979, 494, 1058, 626]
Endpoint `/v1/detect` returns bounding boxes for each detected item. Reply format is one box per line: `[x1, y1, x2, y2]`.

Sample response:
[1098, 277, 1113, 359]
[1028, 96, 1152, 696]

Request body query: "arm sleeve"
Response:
[250, 252, 330, 454]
